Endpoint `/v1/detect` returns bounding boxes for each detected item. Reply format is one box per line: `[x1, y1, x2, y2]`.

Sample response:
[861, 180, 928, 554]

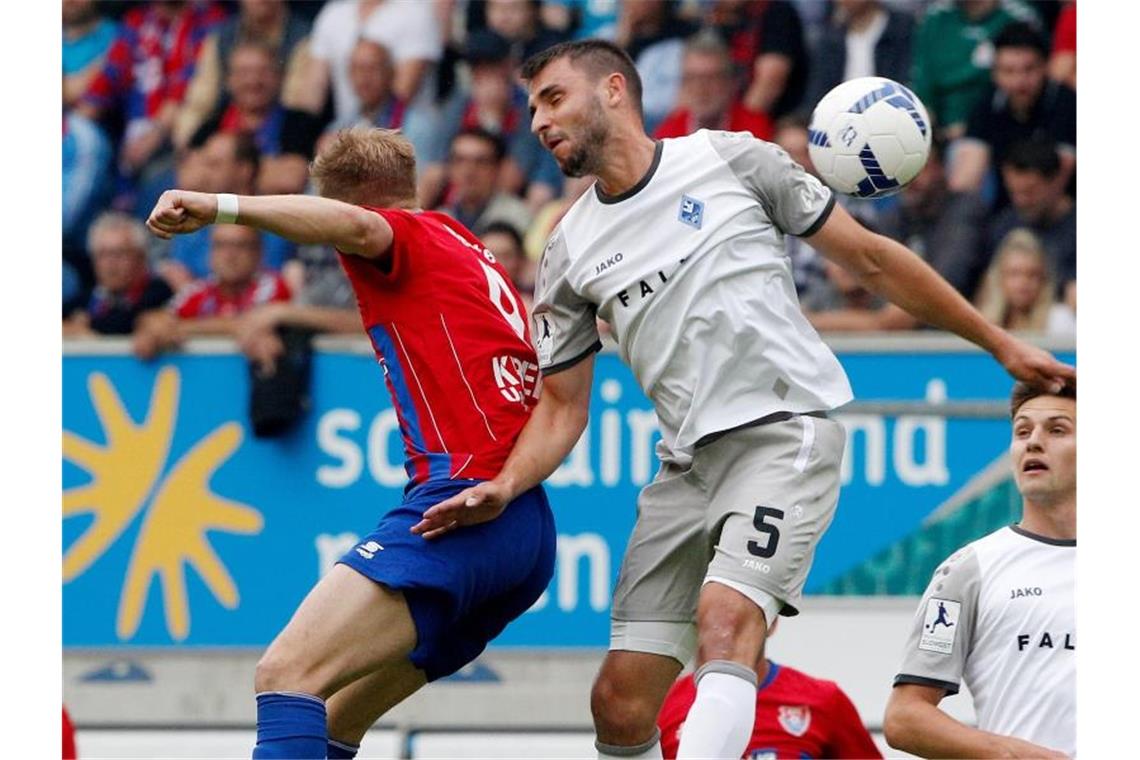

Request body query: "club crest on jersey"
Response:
[777, 705, 811, 737]
[678, 194, 705, 229]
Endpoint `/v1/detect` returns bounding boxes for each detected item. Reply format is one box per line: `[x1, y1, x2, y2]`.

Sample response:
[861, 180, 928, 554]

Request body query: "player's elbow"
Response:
[882, 692, 924, 751]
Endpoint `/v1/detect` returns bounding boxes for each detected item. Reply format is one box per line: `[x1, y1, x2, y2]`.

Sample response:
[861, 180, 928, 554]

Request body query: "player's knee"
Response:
[696, 593, 766, 663]
[591, 672, 658, 742]
[254, 643, 324, 695]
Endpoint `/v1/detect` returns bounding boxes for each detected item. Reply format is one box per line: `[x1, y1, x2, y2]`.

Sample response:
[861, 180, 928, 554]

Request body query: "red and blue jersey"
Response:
[338, 208, 539, 487]
[658, 662, 883, 759]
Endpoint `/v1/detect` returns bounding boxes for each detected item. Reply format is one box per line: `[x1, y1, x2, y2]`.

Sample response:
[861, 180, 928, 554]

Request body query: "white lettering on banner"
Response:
[600, 380, 622, 486]
[836, 378, 951, 487]
[367, 409, 406, 487]
[549, 385, 662, 488]
[894, 380, 950, 486]
[316, 409, 363, 487]
[316, 532, 360, 576]
[549, 433, 594, 487]
[529, 533, 613, 613]
[627, 410, 660, 486]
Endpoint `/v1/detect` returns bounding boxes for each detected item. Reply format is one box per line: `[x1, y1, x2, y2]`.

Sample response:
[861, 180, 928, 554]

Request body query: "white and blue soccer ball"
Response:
[807, 76, 932, 199]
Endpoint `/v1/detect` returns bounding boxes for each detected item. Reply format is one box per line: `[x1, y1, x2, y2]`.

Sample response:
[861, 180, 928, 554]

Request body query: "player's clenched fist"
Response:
[146, 190, 218, 239]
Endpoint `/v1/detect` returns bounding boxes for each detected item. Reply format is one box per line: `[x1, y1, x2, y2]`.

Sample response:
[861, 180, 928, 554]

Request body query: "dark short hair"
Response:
[993, 21, 1049, 59]
[451, 126, 506, 163]
[1010, 379, 1076, 418]
[1003, 138, 1061, 179]
[481, 220, 524, 249]
[520, 39, 644, 119]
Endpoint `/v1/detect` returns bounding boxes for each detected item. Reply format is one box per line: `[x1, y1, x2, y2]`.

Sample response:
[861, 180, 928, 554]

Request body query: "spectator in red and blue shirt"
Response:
[75, 1, 227, 176]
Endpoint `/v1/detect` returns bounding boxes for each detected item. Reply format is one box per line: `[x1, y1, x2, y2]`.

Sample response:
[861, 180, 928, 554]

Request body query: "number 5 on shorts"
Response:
[747, 506, 784, 558]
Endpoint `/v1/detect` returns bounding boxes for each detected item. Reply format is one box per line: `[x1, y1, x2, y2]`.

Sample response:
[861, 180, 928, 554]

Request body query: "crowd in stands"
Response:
[63, 0, 1078, 364]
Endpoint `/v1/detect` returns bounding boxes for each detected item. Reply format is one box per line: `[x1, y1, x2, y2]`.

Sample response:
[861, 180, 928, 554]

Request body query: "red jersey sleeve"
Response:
[822, 682, 882, 759]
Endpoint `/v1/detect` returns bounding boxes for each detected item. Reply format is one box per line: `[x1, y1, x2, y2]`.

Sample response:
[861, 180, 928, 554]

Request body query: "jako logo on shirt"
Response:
[493, 355, 540, 404]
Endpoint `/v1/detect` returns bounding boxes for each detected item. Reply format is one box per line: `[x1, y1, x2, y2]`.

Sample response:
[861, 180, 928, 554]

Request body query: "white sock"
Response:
[676, 661, 757, 759]
[596, 728, 663, 759]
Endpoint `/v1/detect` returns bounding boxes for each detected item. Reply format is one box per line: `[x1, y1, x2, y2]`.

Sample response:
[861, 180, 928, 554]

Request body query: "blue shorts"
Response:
[337, 479, 555, 681]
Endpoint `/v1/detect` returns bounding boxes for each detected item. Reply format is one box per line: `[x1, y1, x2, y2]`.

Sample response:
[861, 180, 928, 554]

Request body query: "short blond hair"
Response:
[310, 126, 417, 208]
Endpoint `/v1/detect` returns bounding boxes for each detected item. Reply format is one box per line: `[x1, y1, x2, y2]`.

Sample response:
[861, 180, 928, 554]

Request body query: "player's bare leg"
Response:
[251, 564, 419, 757]
[325, 659, 428, 756]
[676, 582, 768, 758]
[591, 650, 682, 758]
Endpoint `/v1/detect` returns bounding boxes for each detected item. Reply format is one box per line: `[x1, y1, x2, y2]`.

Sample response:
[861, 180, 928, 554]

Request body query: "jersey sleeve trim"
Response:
[893, 673, 960, 696]
[798, 191, 836, 237]
[542, 339, 602, 375]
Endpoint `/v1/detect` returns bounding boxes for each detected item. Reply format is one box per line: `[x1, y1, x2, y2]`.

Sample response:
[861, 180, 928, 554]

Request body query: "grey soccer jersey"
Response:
[895, 526, 1076, 756]
[532, 130, 854, 462]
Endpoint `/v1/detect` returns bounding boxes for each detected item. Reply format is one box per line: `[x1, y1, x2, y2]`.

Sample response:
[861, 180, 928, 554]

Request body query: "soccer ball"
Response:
[807, 77, 932, 199]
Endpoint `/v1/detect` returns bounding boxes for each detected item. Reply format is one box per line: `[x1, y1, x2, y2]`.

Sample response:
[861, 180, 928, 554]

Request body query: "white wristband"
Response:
[215, 193, 239, 224]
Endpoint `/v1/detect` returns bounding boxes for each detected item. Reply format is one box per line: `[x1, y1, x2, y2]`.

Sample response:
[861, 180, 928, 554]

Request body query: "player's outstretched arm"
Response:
[807, 203, 1074, 391]
[146, 190, 393, 258]
[411, 352, 596, 539]
[884, 684, 1068, 759]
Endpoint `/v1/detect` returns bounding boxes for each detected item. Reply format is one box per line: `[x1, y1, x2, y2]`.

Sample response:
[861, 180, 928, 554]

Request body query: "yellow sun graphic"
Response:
[64, 366, 263, 641]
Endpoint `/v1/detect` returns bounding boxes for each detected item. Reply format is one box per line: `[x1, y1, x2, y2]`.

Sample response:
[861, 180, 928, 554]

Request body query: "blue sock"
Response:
[327, 738, 360, 758]
[252, 691, 327, 759]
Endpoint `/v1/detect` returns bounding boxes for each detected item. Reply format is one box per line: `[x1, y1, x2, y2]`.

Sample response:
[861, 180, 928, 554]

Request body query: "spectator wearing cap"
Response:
[174, 0, 313, 149]
[702, 0, 810, 120]
[436, 128, 534, 238]
[420, 29, 561, 210]
[910, 0, 1040, 141]
[63, 0, 119, 111]
[949, 22, 1076, 211]
[614, 0, 699, 133]
[135, 224, 291, 362]
[804, 0, 913, 109]
[986, 139, 1075, 299]
[655, 31, 773, 141]
[64, 212, 173, 338]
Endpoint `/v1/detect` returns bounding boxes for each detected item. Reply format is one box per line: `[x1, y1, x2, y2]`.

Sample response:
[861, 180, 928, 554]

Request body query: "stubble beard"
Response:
[559, 99, 611, 178]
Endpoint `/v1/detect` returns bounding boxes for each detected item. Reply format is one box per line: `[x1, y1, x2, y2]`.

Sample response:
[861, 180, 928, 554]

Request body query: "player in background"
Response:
[657, 622, 882, 759]
[146, 127, 555, 760]
[413, 40, 1073, 760]
[884, 380, 1075, 759]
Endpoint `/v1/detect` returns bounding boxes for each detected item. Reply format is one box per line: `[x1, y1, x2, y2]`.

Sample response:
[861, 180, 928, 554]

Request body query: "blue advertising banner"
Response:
[63, 345, 1074, 648]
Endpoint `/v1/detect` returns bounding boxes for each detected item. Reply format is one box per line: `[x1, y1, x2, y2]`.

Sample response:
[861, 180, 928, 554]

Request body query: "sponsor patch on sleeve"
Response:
[535, 314, 554, 366]
[919, 598, 961, 654]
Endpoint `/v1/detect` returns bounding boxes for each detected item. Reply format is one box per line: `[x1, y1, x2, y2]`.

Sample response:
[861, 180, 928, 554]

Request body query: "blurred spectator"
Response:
[655, 31, 773, 140]
[64, 212, 173, 337]
[895, 140, 990, 298]
[135, 224, 292, 361]
[74, 1, 228, 178]
[910, 0, 1039, 140]
[320, 40, 405, 142]
[302, 0, 442, 121]
[174, 0, 313, 148]
[523, 173, 595, 261]
[614, 0, 699, 132]
[485, 0, 566, 62]
[480, 221, 534, 309]
[801, 234, 918, 333]
[805, 0, 913, 108]
[436, 128, 534, 236]
[949, 22, 1075, 209]
[63, 0, 119, 110]
[160, 132, 295, 291]
[421, 30, 561, 209]
[987, 139, 1075, 297]
[773, 115, 830, 302]
[541, 0, 619, 40]
[188, 40, 323, 194]
[703, 0, 809, 119]
[63, 112, 115, 285]
[1049, 0, 1076, 89]
[976, 228, 1075, 336]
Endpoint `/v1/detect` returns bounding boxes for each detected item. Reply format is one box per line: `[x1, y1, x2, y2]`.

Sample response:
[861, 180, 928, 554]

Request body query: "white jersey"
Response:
[532, 130, 853, 463]
[895, 525, 1076, 757]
